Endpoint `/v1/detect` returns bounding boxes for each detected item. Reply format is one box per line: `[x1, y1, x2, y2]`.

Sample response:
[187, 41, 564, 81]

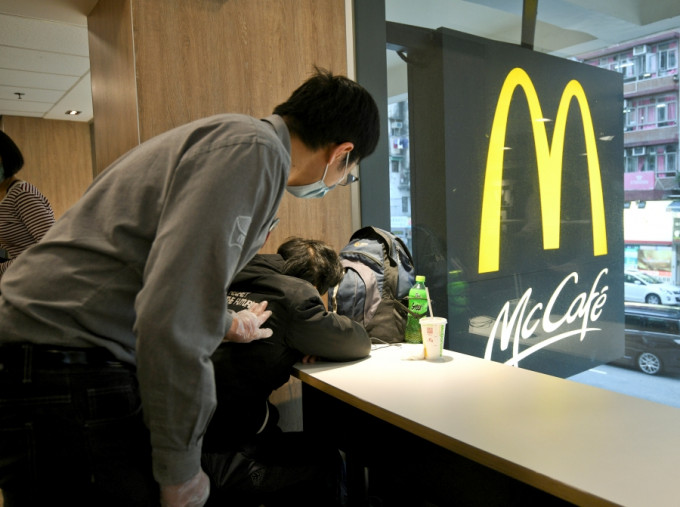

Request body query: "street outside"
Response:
[568, 363, 680, 409]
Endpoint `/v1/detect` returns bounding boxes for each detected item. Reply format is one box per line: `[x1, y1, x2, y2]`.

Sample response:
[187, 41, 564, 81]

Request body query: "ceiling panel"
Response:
[0, 69, 80, 91]
[0, 46, 89, 76]
[0, 97, 51, 115]
[0, 0, 93, 122]
[0, 13, 89, 55]
[0, 84, 65, 103]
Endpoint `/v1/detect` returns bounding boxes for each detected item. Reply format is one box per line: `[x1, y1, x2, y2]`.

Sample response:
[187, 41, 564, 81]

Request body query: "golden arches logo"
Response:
[478, 67, 608, 274]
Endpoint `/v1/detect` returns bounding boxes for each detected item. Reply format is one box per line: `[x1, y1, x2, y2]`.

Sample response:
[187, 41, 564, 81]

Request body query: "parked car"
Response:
[624, 270, 680, 306]
[612, 303, 680, 376]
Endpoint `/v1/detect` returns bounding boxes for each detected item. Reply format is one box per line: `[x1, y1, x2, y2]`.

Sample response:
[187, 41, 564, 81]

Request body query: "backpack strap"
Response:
[369, 227, 398, 266]
[355, 226, 415, 267]
[367, 227, 411, 301]
[354, 227, 398, 299]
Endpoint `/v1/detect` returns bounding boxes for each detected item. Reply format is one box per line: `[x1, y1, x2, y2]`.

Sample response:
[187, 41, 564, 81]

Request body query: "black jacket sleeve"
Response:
[284, 293, 371, 361]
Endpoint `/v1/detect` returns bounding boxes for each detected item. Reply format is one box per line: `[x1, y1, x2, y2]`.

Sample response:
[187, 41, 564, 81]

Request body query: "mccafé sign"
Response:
[478, 67, 607, 274]
[473, 67, 620, 370]
[405, 26, 624, 376]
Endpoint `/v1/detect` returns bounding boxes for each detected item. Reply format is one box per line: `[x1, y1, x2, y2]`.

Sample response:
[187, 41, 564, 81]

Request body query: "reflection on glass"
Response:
[388, 94, 412, 252]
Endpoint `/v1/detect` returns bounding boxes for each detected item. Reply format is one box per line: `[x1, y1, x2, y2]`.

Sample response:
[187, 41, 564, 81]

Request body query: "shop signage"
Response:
[483, 269, 609, 366]
[405, 26, 624, 377]
[624, 171, 655, 190]
[478, 67, 607, 274]
[474, 67, 613, 368]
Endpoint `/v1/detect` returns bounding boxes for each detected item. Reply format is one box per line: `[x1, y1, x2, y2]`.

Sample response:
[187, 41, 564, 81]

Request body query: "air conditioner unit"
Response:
[633, 45, 648, 56]
[632, 146, 646, 156]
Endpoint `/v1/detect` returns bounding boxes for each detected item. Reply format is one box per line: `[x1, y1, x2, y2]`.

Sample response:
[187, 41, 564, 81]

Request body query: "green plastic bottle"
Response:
[404, 275, 428, 343]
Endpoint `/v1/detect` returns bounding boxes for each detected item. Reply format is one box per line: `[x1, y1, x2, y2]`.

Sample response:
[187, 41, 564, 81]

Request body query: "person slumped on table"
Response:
[0, 67, 379, 507]
[202, 237, 371, 506]
[0, 130, 55, 279]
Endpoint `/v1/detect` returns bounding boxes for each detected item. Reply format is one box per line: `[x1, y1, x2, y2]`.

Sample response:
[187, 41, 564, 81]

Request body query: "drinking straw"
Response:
[425, 286, 434, 318]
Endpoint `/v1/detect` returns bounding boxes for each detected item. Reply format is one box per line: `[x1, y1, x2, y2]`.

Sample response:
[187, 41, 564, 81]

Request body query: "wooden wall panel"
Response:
[1, 116, 93, 219]
[129, 0, 352, 253]
[88, 0, 139, 175]
[132, 0, 346, 136]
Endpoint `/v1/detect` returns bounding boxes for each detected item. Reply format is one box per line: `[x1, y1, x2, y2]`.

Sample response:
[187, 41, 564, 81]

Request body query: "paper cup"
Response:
[420, 317, 447, 360]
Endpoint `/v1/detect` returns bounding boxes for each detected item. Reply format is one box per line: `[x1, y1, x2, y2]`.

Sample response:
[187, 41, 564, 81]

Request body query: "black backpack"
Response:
[329, 226, 416, 343]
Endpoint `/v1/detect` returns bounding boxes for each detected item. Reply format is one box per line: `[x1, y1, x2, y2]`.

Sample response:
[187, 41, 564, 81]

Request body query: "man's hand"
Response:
[224, 301, 273, 343]
[160, 468, 210, 507]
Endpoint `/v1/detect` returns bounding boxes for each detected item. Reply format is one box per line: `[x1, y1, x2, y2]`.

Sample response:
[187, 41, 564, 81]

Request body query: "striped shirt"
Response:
[0, 180, 55, 278]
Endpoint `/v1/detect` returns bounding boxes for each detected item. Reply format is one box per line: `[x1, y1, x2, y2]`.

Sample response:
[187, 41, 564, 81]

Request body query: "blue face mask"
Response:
[286, 154, 349, 199]
[286, 164, 332, 199]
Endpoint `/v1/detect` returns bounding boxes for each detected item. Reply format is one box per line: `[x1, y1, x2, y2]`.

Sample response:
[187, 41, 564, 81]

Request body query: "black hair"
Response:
[0, 130, 24, 178]
[277, 237, 344, 296]
[273, 67, 380, 165]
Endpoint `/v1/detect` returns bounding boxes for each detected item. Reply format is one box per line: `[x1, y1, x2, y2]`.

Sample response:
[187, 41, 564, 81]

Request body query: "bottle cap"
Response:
[416, 275, 426, 282]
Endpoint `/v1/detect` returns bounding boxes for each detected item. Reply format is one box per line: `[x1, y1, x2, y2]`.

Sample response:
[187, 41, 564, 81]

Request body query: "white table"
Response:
[293, 343, 680, 506]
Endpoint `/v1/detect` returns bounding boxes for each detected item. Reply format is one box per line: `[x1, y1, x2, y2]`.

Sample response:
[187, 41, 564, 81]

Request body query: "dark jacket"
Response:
[204, 254, 370, 451]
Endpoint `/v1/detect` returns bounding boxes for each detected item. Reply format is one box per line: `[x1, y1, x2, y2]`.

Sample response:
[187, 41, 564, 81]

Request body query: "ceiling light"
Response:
[65, 110, 81, 116]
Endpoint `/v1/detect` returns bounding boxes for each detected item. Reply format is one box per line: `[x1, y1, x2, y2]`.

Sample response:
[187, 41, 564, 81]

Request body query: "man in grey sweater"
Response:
[0, 68, 379, 507]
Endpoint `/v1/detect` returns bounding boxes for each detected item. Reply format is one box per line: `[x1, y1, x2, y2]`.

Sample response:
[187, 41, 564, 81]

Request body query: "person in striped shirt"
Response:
[0, 130, 55, 279]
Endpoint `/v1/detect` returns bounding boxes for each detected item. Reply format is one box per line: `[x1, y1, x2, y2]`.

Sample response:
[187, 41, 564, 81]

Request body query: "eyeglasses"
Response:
[338, 173, 359, 186]
[335, 153, 360, 187]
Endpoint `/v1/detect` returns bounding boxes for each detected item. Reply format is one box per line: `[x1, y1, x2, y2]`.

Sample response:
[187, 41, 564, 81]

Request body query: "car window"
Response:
[624, 314, 646, 331]
[637, 273, 661, 284]
[645, 317, 680, 334]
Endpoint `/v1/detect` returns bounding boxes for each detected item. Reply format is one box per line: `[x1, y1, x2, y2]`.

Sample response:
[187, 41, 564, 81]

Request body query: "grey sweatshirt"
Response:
[0, 113, 291, 485]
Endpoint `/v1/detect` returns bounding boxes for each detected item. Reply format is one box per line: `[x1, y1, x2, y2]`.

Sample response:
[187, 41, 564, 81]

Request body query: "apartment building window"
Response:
[625, 145, 678, 177]
[656, 42, 678, 73]
[624, 95, 678, 131]
[625, 146, 650, 173]
[663, 146, 678, 178]
[597, 55, 636, 79]
[622, 56, 638, 81]
[592, 39, 678, 80]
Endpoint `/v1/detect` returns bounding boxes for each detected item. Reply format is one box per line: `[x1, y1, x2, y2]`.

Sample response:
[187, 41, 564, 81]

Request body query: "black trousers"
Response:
[0, 345, 158, 507]
[202, 425, 345, 507]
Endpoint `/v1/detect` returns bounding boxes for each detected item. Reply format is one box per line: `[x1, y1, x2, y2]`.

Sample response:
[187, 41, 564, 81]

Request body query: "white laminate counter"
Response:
[294, 343, 680, 506]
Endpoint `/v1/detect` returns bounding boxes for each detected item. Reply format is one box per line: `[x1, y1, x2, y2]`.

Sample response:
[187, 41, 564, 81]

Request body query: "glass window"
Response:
[388, 97, 412, 250]
[625, 314, 645, 331]
[646, 317, 680, 334]
[646, 51, 657, 74]
[658, 43, 678, 73]
[372, 1, 680, 411]
[624, 94, 677, 130]
[384, 21, 624, 381]
[591, 41, 677, 81]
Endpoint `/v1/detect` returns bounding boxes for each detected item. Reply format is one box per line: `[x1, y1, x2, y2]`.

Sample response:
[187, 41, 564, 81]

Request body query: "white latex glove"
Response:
[160, 468, 210, 507]
[224, 300, 273, 343]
